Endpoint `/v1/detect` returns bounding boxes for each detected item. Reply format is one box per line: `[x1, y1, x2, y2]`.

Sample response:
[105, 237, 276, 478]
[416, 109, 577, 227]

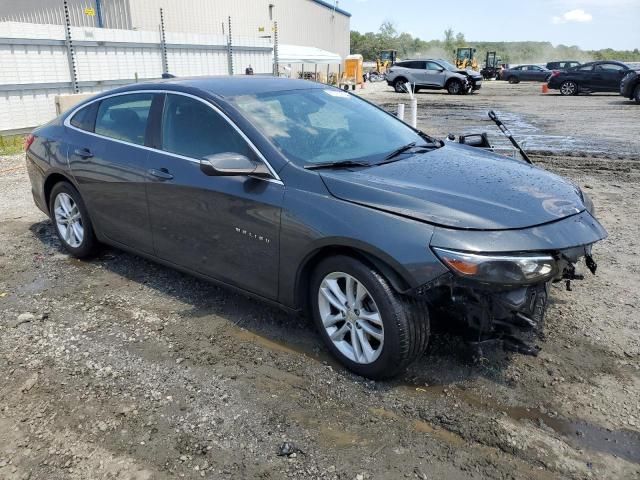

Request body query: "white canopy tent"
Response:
[277, 44, 341, 65]
[276, 44, 342, 82]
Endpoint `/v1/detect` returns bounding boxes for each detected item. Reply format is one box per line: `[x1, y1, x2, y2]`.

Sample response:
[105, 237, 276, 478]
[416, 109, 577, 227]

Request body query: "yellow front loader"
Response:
[454, 47, 478, 71]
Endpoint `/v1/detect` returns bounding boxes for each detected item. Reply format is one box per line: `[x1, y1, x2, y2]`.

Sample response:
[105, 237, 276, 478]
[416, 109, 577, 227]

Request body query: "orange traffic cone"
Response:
[542, 84, 549, 94]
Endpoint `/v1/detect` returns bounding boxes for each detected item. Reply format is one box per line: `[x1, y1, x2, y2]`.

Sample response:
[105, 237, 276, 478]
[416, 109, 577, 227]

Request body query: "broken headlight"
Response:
[432, 248, 557, 285]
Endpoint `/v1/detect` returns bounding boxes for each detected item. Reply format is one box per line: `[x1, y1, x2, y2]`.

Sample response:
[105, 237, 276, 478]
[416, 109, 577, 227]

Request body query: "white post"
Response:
[397, 103, 405, 122]
[410, 97, 417, 128]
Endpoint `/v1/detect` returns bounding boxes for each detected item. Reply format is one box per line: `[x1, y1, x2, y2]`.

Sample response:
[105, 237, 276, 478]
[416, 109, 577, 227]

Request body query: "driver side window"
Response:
[160, 94, 253, 160]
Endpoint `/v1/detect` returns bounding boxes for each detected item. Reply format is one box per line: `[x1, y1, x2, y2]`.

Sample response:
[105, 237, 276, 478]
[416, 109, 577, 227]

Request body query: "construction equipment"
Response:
[375, 49, 397, 75]
[480, 51, 502, 80]
[340, 54, 363, 90]
[454, 47, 478, 71]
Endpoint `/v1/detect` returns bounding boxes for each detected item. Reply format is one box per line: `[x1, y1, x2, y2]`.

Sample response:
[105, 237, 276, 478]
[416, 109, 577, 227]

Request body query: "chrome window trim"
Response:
[63, 89, 283, 185]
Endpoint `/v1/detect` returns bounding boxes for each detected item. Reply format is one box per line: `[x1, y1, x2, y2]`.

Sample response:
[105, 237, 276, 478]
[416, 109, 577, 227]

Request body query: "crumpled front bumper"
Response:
[408, 211, 608, 354]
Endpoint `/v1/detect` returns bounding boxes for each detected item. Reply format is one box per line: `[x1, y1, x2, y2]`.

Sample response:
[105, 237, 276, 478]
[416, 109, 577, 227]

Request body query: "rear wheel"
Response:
[49, 181, 98, 258]
[634, 85, 640, 104]
[310, 255, 429, 379]
[393, 78, 408, 93]
[446, 79, 463, 95]
[560, 80, 578, 96]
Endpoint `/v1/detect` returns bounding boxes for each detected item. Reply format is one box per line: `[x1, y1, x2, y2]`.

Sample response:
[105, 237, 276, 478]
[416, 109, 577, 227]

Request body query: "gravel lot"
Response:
[1, 81, 639, 480]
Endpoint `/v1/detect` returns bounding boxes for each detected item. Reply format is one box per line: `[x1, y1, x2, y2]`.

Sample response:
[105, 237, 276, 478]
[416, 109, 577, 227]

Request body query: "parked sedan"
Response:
[500, 65, 552, 83]
[548, 61, 632, 95]
[25, 77, 607, 379]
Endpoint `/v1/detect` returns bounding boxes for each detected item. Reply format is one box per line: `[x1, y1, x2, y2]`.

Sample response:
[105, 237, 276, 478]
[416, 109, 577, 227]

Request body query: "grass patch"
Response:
[0, 134, 26, 155]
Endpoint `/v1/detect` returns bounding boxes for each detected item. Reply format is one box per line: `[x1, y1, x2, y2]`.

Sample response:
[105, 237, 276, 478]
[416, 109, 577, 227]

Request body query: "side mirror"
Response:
[437, 67, 445, 72]
[200, 152, 270, 178]
[459, 133, 491, 149]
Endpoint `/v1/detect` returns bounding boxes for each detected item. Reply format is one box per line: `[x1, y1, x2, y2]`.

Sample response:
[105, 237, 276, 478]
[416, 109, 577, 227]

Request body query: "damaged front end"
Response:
[410, 211, 607, 356]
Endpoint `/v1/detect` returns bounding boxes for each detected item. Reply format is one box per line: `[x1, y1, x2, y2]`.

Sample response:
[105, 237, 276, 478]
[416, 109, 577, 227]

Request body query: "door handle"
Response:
[148, 168, 174, 180]
[74, 148, 93, 159]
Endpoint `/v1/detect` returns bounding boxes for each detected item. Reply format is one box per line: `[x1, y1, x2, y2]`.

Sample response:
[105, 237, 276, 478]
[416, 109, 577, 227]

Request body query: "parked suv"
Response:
[620, 70, 640, 104]
[386, 59, 482, 94]
[545, 61, 581, 71]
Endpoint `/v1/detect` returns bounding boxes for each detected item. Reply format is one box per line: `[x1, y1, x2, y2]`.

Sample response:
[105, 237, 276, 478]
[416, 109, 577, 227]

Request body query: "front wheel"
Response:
[49, 181, 98, 258]
[446, 79, 463, 95]
[508, 76, 520, 84]
[560, 80, 578, 96]
[310, 256, 429, 379]
[634, 85, 640, 104]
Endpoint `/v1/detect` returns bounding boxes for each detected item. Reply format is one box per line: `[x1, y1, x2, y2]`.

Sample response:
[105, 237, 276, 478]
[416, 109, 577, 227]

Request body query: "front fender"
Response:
[278, 186, 449, 309]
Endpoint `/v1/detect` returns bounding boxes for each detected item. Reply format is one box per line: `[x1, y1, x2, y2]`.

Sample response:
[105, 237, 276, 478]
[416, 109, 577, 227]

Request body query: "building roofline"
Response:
[310, 0, 351, 17]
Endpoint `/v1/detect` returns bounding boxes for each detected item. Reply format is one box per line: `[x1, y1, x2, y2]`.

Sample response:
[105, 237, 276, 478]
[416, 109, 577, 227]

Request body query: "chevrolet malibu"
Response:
[25, 77, 607, 379]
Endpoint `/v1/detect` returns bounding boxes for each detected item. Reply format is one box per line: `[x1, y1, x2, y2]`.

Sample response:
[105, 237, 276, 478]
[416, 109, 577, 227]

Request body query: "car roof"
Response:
[403, 58, 443, 62]
[105, 76, 326, 98]
[580, 60, 628, 67]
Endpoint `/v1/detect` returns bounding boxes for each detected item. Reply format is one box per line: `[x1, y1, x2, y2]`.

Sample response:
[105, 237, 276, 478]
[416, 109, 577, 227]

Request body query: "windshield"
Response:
[229, 88, 427, 166]
[436, 59, 458, 71]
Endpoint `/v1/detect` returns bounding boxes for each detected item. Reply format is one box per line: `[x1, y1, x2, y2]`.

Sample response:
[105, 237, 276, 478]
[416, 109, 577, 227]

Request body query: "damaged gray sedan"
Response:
[25, 77, 606, 379]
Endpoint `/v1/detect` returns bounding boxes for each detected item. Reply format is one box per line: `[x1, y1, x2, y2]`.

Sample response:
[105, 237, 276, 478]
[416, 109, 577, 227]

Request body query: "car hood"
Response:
[319, 143, 586, 230]
[456, 69, 482, 77]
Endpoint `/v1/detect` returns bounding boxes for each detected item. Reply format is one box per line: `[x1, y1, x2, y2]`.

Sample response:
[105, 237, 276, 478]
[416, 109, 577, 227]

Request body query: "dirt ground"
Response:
[1, 81, 639, 480]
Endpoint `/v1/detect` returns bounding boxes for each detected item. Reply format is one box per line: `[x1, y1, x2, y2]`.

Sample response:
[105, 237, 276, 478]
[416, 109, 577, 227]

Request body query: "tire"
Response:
[309, 255, 429, 379]
[393, 78, 408, 93]
[49, 181, 98, 258]
[508, 76, 520, 84]
[446, 79, 463, 95]
[560, 80, 578, 96]
[634, 85, 640, 104]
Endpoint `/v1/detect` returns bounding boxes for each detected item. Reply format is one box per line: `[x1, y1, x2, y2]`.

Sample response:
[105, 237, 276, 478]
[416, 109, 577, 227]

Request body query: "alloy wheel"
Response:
[54, 192, 84, 248]
[394, 80, 407, 93]
[317, 272, 384, 364]
[561, 81, 577, 95]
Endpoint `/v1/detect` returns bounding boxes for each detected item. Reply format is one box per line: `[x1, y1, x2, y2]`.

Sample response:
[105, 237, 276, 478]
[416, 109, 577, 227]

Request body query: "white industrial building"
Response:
[0, 0, 351, 133]
[0, 0, 351, 61]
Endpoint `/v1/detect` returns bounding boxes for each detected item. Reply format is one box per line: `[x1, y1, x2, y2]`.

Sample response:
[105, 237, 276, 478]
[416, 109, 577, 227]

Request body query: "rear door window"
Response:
[596, 63, 625, 72]
[160, 94, 252, 159]
[402, 61, 425, 70]
[95, 93, 153, 145]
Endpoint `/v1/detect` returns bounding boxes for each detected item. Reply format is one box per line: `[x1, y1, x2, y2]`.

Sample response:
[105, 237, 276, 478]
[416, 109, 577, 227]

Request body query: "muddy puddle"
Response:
[398, 383, 640, 464]
[381, 103, 632, 158]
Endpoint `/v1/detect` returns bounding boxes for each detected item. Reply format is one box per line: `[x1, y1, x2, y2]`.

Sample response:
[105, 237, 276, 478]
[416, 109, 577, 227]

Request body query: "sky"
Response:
[338, 0, 640, 51]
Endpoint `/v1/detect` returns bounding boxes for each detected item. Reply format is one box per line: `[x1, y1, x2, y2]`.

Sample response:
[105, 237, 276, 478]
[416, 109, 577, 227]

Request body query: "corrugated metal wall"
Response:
[0, 0, 351, 60]
[0, 21, 272, 132]
[125, 0, 350, 62]
[0, 0, 132, 29]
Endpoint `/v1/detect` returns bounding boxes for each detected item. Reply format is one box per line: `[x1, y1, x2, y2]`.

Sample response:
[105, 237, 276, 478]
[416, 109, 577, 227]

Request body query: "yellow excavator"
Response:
[454, 47, 479, 71]
[375, 49, 397, 75]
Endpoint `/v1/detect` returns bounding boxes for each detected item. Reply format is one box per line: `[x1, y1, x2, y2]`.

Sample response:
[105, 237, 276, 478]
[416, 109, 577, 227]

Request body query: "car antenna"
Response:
[488, 110, 533, 164]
